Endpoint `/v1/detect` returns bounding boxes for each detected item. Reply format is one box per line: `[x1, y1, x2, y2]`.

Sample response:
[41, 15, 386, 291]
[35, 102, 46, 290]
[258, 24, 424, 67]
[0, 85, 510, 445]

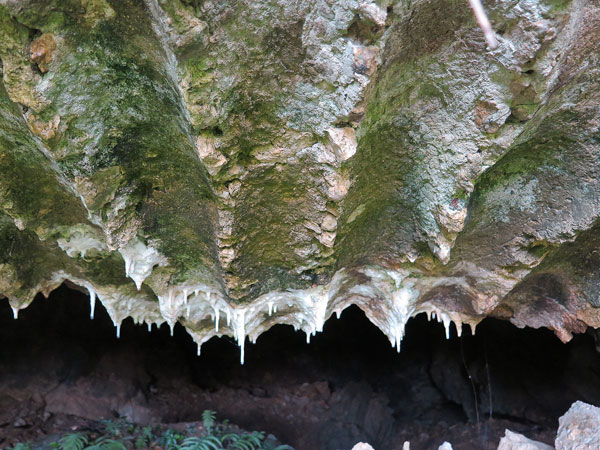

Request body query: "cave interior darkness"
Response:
[1, 285, 600, 450]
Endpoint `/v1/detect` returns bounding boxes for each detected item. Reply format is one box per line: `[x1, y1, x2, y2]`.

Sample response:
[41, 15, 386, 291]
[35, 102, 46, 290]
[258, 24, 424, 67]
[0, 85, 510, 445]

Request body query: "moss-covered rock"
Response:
[1, 0, 600, 358]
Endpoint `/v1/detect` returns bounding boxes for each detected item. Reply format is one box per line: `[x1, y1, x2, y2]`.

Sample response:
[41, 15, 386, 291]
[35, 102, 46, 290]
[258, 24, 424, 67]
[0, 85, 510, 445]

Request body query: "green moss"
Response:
[2, 0, 116, 33]
[0, 85, 90, 237]
[334, 75, 432, 267]
[20, 0, 222, 281]
[471, 107, 579, 201]
[542, 0, 572, 13]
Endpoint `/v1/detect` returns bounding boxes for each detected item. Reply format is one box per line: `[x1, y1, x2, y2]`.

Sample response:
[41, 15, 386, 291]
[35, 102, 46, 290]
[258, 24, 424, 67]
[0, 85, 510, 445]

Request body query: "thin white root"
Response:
[467, 0, 498, 49]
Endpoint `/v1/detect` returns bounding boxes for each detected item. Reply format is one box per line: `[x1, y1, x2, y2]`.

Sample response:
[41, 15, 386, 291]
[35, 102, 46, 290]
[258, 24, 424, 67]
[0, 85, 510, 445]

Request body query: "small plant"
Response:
[57, 433, 88, 450]
[10, 444, 31, 450]
[179, 435, 222, 450]
[135, 426, 154, 449]
[160, 429, 184, 450]
[85, 436, 127, 450]
[202, 410, 216, 433]
[221, 431, 264, 450]
[8, 410, 293, 450]
[102, 419, 124, 437]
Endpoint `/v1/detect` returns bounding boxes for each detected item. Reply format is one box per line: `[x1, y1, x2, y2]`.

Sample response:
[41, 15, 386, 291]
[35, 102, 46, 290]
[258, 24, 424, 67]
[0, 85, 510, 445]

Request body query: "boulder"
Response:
[556, 401, 600, 450]
[498, 430, 553, 450]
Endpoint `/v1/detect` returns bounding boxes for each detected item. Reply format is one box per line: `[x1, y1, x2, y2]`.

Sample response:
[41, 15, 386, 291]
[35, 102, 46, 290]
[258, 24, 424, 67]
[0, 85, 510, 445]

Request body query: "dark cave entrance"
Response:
[1, 285, 600, 450]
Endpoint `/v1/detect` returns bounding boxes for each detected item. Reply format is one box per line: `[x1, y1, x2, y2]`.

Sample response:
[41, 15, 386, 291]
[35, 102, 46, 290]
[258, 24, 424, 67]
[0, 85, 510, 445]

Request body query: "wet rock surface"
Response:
[0, 0, 599, 357]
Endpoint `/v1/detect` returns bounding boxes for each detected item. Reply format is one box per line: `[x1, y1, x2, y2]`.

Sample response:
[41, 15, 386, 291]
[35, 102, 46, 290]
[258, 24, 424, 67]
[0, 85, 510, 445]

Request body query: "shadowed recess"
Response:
[1, 286, 600, 449]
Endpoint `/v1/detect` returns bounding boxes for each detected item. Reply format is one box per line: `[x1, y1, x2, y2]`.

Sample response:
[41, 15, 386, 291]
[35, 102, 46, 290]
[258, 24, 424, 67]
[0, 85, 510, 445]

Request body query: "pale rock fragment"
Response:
[217, 209, 234, 240]
[196, 135, 227, 175]
[556, 401, 600, 450]
[498, 429, 553, 450]
[358, 1, 387, 27]
[227, 180, 242, 197]
[13, 218, 25, 231]
[438, 443, 453, 450]
[325, 171, 350, 201]
[353, 45, 380, 77]
[321, 214, 337, 232]
[303, 221, 322, 234]
[318, 231, 336, 248]
[219, 247, 236, 268]
[309, 142, 338, 165]
[351, 443, 375, 450]
[437, 203, 468, 234]
[25, 112, 61, 140]
[429, 234, 453, 264]
[327, 127, 357, 162]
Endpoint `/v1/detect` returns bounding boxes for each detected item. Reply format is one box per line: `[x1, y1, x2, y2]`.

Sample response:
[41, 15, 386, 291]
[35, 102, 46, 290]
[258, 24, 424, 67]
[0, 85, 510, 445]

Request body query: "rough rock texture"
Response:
[498, 430, 554, 450]
[555, 401, 600, 450]
[0, 0, 599, 360]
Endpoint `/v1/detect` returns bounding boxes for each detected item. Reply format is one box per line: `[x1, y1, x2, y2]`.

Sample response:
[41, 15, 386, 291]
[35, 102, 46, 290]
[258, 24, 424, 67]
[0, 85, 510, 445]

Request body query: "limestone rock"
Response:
[498, 430, 554, 450]
[0, 0, 599, 361]
[556, 401, 600, 450]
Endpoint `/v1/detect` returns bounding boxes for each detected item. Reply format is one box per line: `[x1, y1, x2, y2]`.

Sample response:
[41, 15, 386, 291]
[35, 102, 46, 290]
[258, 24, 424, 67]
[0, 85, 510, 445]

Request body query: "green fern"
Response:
[160, 429, 184, 450]
[85, 436, 127, 450]
[221, 431, 265, 450]
[101, 420, 122, 437]
[202, 410, 217, 433]
[179, 435, 223, 450]
[10, 444, 31, 450]
[57, 433, 88, 450]
[11, 414, 293, 450]
[135, 426, 154, 449]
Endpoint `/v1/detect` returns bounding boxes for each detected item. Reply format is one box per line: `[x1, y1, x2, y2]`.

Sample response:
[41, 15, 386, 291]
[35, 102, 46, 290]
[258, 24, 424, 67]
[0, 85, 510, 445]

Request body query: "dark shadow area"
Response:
[1, 285, 600, 449]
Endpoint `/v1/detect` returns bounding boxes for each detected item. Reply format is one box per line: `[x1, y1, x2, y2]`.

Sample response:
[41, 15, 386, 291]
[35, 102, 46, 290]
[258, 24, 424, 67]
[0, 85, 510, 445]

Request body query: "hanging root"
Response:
[467, 0, 498, 49]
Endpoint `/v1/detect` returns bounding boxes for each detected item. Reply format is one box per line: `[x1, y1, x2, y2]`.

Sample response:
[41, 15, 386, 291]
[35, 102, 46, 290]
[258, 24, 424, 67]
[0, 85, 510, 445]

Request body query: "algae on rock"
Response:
[0, 0, 599, 362]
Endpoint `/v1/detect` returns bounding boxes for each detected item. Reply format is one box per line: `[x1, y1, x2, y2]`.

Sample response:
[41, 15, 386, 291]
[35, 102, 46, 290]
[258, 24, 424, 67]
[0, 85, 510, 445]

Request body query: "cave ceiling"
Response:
[0, 0, 599, 362]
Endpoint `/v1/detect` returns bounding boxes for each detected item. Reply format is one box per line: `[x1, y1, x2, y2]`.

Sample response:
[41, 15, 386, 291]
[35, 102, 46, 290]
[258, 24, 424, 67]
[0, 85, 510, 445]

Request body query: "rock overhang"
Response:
[0, 0, 599, 363]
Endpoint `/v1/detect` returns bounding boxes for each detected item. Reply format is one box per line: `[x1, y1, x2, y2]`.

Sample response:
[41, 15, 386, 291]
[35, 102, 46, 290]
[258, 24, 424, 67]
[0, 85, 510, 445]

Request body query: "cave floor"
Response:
[2, 286, 598, 450]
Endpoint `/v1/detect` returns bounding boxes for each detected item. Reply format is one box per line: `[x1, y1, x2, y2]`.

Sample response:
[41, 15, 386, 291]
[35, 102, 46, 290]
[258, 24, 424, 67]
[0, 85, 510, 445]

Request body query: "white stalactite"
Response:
[443, 316, 451, 340]
[234, 309, 246, 364]
[88, 286, 96, 320]
[214, 306, 220, 332]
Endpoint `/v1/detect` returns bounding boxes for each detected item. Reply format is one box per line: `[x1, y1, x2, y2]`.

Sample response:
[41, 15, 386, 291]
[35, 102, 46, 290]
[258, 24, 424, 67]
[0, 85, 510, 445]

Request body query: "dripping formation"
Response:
[4, 286, 600, 449]
[9, 263, 482, 365]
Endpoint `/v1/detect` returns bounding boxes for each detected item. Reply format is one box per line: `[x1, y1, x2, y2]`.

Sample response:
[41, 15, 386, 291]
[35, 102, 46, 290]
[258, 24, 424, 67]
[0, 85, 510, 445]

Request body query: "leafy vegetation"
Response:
[6, 411, 293, 450]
